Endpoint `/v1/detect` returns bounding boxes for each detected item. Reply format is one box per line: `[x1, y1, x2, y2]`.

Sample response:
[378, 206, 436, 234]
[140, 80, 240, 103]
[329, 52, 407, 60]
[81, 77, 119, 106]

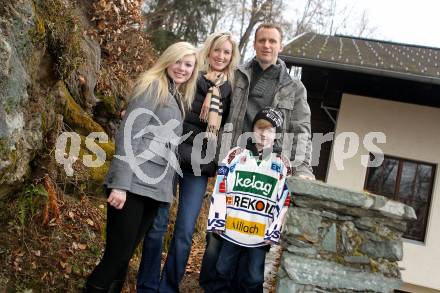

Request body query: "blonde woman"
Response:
[85, 42, 199, 293]
[137, 32, 240, 293]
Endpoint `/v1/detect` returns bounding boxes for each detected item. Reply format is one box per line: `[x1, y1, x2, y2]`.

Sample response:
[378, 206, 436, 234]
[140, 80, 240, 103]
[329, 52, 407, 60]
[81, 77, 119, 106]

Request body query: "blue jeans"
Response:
[159, 172, 208, 293]
[215, 241, 267, 293]
[137, 202, 170, 293]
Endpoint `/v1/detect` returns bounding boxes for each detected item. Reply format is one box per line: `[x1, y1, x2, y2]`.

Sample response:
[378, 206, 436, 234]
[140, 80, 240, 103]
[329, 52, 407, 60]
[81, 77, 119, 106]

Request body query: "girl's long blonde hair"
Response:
[131, 42, 199, 110]
[198, 32, 240, 86]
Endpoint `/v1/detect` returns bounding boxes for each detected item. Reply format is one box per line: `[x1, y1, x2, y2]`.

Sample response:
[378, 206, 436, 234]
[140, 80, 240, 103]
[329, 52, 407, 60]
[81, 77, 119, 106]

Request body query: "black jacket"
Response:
[178, 72, 232, 176]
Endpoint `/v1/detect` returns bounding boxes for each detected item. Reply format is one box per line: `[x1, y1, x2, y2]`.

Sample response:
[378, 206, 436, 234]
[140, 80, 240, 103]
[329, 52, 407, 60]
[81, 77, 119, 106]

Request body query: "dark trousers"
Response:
[86, 192, 160, 289]
[214, 241, 267, 293]
[200, 234, 260, 293]
[199, 233, 224, 291]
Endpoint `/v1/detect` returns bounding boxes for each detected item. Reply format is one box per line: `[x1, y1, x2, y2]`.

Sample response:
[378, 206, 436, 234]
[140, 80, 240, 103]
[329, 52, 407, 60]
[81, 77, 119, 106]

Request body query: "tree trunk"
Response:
[148, 0, 169, 32]
[238, 0, 272, 55]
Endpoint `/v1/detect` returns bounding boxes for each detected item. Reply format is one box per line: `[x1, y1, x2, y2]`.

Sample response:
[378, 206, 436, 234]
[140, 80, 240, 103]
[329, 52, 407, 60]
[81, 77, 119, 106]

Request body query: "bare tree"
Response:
[238, 0, 273, 55]
[354, 10, 378, 37]
[141, 0, 378, 58]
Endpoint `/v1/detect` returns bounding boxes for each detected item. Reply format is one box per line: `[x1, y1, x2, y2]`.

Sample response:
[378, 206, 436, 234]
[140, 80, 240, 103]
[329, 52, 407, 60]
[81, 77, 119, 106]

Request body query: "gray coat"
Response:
[226, 58, 314, 178]
[104, 82, 184, 203]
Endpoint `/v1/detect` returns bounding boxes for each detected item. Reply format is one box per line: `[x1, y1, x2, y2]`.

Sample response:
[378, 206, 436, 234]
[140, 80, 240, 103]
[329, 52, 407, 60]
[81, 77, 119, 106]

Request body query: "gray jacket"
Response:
[104, 82, 183, 203]
[226, 58, 314, 178]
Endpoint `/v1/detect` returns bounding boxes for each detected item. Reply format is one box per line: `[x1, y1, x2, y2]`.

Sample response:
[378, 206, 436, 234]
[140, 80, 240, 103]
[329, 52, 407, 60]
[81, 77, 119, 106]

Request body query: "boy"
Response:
[206, 107, 292, 293]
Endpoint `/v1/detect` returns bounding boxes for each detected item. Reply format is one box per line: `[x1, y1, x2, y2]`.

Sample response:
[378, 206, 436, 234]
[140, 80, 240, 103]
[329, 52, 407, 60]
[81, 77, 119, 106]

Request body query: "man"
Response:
[199, 23, 314, 292]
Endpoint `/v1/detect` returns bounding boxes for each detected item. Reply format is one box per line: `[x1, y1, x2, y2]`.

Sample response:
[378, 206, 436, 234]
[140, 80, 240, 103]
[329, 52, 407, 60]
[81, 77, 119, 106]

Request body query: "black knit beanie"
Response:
[252, 107, 284, 132]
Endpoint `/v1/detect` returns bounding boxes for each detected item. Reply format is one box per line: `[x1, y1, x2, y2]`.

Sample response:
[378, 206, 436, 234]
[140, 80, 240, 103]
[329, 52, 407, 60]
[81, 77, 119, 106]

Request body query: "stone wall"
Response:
[277, 177, 416, 293]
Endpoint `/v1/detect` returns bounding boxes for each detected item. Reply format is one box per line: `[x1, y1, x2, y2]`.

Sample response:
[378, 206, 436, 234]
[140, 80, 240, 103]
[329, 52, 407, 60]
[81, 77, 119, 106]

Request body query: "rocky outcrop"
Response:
[277, 178, 416, 293]
[0, 0, 119, 197]
[0, 0, 45, 196]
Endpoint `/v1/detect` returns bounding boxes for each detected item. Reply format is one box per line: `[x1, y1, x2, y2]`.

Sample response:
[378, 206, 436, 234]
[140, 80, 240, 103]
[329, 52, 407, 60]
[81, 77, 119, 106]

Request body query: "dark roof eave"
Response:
[279, 54, 440, 86]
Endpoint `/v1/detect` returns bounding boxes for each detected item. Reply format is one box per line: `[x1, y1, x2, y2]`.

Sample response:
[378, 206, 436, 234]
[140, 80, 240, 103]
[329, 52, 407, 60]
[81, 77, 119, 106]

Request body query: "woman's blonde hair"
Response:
[198, 32, 240, 86]
[131, 42, 199, 110]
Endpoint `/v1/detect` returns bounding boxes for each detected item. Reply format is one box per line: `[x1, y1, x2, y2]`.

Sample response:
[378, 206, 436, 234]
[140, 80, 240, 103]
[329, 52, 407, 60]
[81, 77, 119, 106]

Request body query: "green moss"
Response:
[3, 96, 17, 115]
[88, 161, 110, 182]
[78, 134, 115, 160]
[96, 93, 118, 116]
[75, 134, 113, 183]
[369, 259, 379, 273]
[352, 234, 364, 255]
[29, 2, 46, 43]
[40, 110, 47, 133]
[34, 0, 84, 79]
[59, 82, 106, 135]
[0, 138, 8, 158]
[329, 253, 345, 264]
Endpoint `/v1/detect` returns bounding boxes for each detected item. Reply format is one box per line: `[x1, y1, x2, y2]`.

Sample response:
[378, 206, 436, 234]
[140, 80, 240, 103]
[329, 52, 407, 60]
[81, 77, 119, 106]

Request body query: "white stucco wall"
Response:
[325, 94, 440, 291]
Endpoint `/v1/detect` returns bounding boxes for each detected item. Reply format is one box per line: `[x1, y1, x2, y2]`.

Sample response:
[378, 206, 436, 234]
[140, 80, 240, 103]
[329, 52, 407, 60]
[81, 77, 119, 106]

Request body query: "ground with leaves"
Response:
[0, 183, 210, 292]
[0, 175, 286, 292]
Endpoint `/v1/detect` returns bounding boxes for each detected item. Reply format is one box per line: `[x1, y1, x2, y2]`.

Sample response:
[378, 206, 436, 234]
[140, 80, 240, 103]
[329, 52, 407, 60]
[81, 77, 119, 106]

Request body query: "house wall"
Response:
[325, 94, 440, 291]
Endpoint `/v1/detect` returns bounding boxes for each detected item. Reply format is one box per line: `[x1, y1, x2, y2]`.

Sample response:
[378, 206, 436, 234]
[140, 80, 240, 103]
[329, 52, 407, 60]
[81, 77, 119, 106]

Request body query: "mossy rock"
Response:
[0, 138, 8, 159]
[78, 134, 115, 160]
[76, 135, 114, 183]
[57, 81, 105, 136]
[34, 0, 84, 79]
[95, 93, 118, 117]
[29, 3, 46, 43]
[87, 161, 111, 182]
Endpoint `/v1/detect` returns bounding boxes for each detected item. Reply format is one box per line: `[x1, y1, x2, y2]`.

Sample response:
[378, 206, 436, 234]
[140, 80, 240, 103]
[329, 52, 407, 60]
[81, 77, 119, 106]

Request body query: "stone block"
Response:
[281, 254, 402, 292]
[284, 208, 322, 243]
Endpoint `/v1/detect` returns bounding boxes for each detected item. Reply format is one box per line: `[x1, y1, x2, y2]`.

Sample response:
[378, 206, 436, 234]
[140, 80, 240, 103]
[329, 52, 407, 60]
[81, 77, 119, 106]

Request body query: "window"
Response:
[364, 155, 435, 242]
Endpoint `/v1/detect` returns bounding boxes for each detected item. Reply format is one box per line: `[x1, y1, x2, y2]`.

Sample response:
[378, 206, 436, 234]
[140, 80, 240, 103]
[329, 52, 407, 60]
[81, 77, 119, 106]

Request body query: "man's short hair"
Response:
[254, 23, 283, 43]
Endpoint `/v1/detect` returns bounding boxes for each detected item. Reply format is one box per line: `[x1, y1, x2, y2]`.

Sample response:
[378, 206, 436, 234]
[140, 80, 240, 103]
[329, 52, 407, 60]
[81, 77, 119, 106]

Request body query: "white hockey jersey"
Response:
[207, 147, 291, 247]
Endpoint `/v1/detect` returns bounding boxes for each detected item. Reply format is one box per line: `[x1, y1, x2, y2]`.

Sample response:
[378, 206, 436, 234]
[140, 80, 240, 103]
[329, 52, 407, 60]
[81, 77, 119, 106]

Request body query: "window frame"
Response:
[364, 153, 436, 242]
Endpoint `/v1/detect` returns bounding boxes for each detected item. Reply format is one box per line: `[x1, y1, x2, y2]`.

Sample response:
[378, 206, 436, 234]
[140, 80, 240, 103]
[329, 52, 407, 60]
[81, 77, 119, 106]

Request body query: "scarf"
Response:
[199, 72, 227, 138]
[168, 77, 185, 119]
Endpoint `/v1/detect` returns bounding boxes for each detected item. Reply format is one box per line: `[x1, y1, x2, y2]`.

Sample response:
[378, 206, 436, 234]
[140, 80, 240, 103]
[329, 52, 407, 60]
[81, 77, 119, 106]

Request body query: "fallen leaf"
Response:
[65, 264, 72, 274]
[49, 218, 57, 226]
[41, 271, 48, 280]
[86, 218, 94, 226]
[60, 261, 67, 269]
